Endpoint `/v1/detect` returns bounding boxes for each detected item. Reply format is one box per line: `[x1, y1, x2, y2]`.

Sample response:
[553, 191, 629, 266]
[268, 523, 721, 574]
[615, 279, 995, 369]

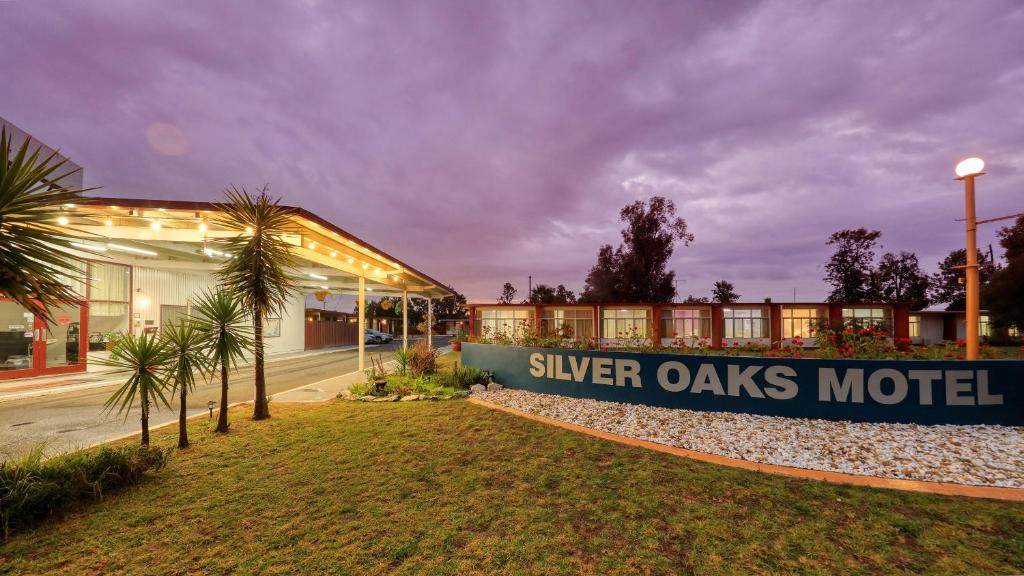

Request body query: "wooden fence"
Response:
[305, 320, 358, 350]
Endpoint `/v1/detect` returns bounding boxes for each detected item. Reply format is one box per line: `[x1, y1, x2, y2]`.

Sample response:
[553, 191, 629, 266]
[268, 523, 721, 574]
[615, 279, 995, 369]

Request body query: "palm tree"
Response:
[191, 288, 253, 433]
[161, 319, 211, 448]
[215, 185, 296, 420]
[0, 127, 94, 324]
[99, 332, 173, 446]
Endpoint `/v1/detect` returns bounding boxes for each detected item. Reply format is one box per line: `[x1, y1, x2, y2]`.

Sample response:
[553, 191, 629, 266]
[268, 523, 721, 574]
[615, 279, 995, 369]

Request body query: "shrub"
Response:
[408, 340, 439, 376]
[394, 345, 412, 375]
[1, 445, 169, 540]
[447, 365, 489, 389]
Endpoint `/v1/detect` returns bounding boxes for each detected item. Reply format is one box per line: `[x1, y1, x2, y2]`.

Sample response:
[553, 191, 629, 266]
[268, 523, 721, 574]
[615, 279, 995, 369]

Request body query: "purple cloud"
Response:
[2, 0, 1022, 302]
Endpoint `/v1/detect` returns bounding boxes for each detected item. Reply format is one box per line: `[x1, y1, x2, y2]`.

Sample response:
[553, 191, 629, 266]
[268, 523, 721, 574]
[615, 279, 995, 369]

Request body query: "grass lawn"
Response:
[2, 400, 1022, 575]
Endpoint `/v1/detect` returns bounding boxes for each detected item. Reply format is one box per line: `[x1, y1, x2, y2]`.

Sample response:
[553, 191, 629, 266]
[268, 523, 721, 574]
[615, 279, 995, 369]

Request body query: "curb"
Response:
[466, 397, 1024, 502]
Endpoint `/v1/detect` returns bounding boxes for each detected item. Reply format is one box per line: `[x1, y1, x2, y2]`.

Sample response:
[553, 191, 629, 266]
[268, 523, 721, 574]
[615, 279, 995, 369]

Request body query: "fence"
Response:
[305, 320, 358, 350]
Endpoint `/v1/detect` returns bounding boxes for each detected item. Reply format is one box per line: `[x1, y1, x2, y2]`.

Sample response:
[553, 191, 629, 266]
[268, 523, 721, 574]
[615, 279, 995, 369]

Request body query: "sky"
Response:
[2, 0, 1023, 305]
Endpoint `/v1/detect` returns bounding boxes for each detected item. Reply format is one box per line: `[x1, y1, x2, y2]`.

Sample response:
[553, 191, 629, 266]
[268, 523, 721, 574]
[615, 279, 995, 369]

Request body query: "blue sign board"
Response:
[462, 343, 1024, 425]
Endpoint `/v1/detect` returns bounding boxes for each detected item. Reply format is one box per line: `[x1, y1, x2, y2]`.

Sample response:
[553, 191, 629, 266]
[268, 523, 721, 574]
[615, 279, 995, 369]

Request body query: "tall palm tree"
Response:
[0, 127, 93, 323]
[215, 185, 296, 420]
[161, 319, 210, 448]
[99, 332, 173, 446]
[191, 288, 253, 433]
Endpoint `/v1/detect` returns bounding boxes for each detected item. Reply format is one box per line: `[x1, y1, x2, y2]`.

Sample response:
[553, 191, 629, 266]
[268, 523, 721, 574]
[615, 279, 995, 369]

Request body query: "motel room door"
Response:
[0, 299, 87, 380]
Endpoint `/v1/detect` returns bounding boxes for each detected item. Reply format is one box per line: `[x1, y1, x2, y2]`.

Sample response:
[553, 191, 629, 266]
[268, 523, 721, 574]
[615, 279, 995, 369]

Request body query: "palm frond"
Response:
[190, 288, 254, 369]
[161, 318, 213, 394]
[0, 127, 100, 324]
[97, 332, 174, 419]
[213, 185, 298, 319]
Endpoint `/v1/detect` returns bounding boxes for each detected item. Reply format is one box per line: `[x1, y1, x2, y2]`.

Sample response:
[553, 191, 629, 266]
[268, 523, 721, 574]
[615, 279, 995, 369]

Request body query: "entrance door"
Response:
[0, 299, 87, 379]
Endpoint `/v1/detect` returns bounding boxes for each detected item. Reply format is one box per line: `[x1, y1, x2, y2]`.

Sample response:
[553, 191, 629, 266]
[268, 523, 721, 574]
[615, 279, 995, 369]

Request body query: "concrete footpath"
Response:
[0, 345, 370, 403]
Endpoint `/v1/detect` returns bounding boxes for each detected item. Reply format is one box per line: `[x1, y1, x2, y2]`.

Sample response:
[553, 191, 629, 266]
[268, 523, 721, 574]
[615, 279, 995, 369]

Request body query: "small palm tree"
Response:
[100, 332, 173, 446]
[191, 288, 253, 433]
[215, 185, 296, 420]
[0, 127, 94, 324]
[161, 319, 211, 448]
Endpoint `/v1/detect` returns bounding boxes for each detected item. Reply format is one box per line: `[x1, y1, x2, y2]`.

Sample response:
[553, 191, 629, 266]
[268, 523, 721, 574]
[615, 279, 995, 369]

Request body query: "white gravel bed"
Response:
[473, 388, 1024, 488]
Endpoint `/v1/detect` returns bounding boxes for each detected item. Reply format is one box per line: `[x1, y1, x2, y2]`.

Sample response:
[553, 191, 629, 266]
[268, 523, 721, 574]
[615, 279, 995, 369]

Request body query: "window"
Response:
[723, 307, 768, 339]
[661, 308, 710, 339]
[541, 308, 594, 339]
[841, 307, 892, 329]
[475, 308, 532, 337]
[87, 262, 130, 345]
[909, 315, 920, 338]
[1010, 325, 1020, 338]
[980, 315, 991, 338]
[602, 309, 649, 339]
[781, 307, 823, 339]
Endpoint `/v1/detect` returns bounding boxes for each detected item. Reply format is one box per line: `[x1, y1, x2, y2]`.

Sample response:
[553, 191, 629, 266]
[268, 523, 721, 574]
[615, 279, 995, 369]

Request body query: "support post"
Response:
[358, 275, 366, 372]
[402, 289, 408, 350]
[427, 297, 433, 350]
[964, 174, 980, 360]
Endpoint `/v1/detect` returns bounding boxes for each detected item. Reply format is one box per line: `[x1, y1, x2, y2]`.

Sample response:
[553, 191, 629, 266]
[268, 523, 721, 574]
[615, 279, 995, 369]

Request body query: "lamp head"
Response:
[955, 157, 985, 178]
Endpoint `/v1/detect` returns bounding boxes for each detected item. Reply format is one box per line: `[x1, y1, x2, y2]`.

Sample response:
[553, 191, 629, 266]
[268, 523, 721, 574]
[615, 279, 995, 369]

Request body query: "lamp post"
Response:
[955, 157, 985, 360]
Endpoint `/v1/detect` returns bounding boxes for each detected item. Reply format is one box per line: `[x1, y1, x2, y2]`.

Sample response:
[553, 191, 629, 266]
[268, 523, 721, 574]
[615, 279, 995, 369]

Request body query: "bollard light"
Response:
[207, 400, 216, 418]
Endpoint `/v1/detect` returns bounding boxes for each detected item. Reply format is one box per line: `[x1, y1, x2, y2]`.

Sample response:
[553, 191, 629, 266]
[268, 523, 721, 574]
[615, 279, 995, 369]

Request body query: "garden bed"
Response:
[471, 388, 1024, 488]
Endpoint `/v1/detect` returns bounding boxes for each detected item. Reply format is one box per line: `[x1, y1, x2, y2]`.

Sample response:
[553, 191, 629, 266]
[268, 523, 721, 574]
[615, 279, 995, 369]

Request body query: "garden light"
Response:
[955, 156, 985, 360]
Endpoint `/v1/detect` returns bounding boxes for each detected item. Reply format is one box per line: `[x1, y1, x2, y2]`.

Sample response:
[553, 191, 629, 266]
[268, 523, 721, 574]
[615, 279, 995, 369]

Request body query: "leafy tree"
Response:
[192, 289, 254, 433]
[824, 228, 882, 302]
[0, 127, 93, 324]
[99, 333, 174, 446]
[581, 197, 693, 303]
[527, 283, 576, 304]
[498, 282, 517, 304]
[216, 185, 296, 421]
[996, 216, 1024, 261]
[928, 248, 996, 311]
[876, 251, 930, 310]
[712, 280, 739, 303]
[682, 295, 710, 304]
[983, 255, 1024, 331]
[161, 319, 210, 449]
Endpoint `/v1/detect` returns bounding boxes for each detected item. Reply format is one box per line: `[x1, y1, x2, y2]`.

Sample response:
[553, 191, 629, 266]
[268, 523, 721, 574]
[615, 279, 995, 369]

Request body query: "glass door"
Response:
[0, 299, 87, 380]
[0, 300, 39, 378]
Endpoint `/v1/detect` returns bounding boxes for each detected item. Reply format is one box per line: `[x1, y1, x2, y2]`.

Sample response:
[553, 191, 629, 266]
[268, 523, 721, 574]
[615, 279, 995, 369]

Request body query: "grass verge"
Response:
[1, 399, 1022, 575]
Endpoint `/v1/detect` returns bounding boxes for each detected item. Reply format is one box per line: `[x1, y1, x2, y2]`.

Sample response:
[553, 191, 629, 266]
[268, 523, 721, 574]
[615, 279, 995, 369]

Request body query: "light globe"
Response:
[955, 157, 985, 178]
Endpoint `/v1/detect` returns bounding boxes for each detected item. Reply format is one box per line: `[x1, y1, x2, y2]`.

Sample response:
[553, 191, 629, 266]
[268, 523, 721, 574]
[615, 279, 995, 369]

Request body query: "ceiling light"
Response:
[245, 226, 254, 235]
[320, 285, 328, 290]
[330, 250, 337, 258]
[64, 203, 76, 209]
[104, 217, 113, 226]
[108, 243, 158, 256]
[71, 242, 106, 252]
[56, 216, 69, 225]
[347, 257, 355, 264]
[361, 263, 369, 270]
[308, 241, 317, 249]
[309, 272, 328, 281]
[150, 220, 161, 230]
[198, 222, 208, 232]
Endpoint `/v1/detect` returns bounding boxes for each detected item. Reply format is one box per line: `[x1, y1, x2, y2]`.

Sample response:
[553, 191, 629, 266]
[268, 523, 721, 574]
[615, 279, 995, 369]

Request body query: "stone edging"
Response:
[466, 397, 1024, 502]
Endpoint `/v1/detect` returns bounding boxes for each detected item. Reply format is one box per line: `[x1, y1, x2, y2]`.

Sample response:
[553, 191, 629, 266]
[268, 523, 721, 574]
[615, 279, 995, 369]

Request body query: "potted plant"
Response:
[451, 329, 467, 352]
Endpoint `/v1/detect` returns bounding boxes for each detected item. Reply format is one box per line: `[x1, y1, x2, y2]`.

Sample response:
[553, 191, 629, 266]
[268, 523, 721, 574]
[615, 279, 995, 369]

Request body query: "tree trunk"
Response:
[140, 398, 150, 446]
[215, 360, 230, 433]
[253, 313, 270, 420]
[178, 383, 189, 448]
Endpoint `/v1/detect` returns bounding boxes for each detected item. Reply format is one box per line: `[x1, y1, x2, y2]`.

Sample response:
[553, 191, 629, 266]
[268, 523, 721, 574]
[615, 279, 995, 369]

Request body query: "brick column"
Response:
[468, 306, 476, 338]
[711, 304, 724, 349]
[651, 304, 662, 349]
[892, 304, 910, 341]
[828, 304, 844, 328]
[943, 314, 957, 341]
[534, 305, 543, 335]
[770, 303, 782, 347]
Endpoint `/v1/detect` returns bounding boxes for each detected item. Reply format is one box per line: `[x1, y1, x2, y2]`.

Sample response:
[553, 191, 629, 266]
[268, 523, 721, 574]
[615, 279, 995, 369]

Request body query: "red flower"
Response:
[944, 352, 953, 358]
[954, 339, 966, 347]
[733, 341, 740, 347]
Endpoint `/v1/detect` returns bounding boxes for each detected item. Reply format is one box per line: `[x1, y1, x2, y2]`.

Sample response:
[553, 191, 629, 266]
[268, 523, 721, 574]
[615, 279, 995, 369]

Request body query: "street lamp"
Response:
[955, 157, 985, 360]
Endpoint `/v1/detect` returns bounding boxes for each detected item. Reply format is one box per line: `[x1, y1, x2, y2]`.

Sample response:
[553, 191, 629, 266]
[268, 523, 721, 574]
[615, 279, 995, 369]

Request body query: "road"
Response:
[0, 339, 444, 461]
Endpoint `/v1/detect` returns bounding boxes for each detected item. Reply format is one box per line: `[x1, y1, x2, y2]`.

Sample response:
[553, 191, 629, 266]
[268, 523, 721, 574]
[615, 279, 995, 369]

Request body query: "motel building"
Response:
[0, 120, 452, 381]
[467, 302, 1005, 348]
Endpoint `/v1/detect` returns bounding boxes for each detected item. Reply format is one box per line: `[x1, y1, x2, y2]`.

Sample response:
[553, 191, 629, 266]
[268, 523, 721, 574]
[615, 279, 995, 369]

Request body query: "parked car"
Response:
[364, 330, 383, 344]
[367, 329, 394, 343]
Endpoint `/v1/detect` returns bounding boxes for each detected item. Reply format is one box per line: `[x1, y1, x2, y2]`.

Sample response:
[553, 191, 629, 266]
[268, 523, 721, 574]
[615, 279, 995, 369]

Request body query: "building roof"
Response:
[60, 196, 454, 299]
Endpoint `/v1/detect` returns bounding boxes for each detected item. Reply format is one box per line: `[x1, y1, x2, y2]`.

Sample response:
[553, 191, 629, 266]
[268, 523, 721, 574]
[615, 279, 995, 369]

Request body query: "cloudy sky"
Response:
[2, 0, 1022, 303]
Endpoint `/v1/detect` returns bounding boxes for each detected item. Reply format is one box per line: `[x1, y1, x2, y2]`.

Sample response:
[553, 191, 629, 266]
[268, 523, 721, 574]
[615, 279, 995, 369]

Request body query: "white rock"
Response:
[470, 384, 486, 393]
[487, 382, 504, 391]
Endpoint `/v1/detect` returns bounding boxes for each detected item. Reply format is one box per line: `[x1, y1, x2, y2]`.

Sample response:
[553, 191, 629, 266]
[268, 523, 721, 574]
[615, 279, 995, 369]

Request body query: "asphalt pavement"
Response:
[0, 339, 440, 461]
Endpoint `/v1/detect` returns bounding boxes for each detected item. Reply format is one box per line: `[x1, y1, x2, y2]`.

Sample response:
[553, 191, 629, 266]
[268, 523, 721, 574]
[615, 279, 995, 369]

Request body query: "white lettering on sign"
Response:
[525, 354, 1005, 407]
